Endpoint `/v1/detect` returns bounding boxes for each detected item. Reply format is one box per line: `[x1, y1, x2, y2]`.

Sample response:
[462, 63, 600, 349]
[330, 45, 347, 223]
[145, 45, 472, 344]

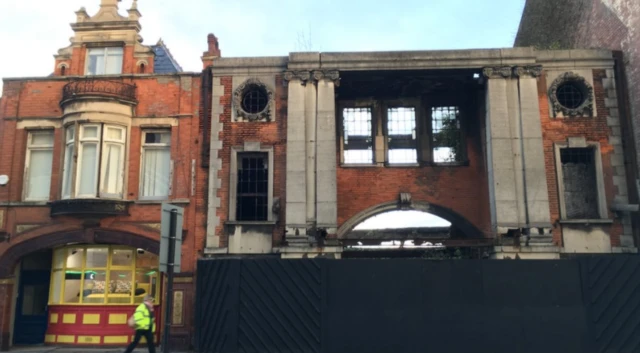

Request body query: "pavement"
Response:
[9, 347, 190, 353]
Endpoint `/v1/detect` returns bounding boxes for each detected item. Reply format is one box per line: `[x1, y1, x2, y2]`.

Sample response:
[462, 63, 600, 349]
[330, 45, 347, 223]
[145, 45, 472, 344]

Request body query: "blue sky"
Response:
[0, 0, 525, 92]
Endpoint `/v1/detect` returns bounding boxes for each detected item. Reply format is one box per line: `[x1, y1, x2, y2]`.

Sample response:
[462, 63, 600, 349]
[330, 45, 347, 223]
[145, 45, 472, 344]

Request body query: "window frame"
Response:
[23, 129, 54, 201]
[85, 47, 124, 76]
[61, 122, 128, 200]
[338, 101, 376, 166]
[228, 144, 274, 223]
[554, 141, 608, 221]
[139, 129, 173, 201]
[383, 99, 421, 167]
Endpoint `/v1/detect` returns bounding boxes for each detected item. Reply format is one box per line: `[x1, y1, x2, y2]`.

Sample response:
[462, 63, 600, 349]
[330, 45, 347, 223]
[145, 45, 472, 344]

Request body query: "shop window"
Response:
[432, 106, 463, 163]
[342, 107, 373, 164]
[387, 107, 417, 164]
[140, 130, 172, 199]
[86, 47, 123, 75]
[23, 130, 54, 201]
[49, 245, 159, 306]
[61, 123, 126, 199]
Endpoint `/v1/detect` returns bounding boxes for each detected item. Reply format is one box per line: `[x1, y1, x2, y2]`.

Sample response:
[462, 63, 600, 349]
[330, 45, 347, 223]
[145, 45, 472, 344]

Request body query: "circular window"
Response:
[241, 86, 268, 114]
[556, 82, 586, 109]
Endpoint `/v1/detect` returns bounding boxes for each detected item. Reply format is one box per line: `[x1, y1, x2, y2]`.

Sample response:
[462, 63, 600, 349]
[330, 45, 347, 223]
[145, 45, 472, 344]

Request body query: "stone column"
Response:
[314, 70, 340, 234]
[0, 279, 15, 352]
[284, 71, 310, 243]
[514, 66, 553, 241]
[484, 66, 524, 235]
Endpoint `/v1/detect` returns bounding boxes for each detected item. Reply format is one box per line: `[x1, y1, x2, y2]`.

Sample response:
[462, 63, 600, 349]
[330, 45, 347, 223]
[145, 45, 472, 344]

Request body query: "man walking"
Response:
[124, 295, 156, 353]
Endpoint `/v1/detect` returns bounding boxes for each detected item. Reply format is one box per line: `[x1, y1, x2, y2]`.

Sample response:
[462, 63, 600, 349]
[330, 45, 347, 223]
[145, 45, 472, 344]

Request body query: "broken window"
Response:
[560, 147, 600, 219]
[236, 153, 269, 221]
[432, 106, 463, 163]
[387, 107, 417, 164]
[343, 107, 373, 164]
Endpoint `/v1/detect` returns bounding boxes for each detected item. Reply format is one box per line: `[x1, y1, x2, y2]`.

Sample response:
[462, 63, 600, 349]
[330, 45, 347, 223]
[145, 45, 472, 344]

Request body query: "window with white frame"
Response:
[86, 47, 123, 76]
[62, 123, 127, 199]
[387, 107, 417, 164]
[342, 107, 374, 164]
[140, 130, 172, 199]
[24, 130, 54, 201]
[555, 143, 607, 220]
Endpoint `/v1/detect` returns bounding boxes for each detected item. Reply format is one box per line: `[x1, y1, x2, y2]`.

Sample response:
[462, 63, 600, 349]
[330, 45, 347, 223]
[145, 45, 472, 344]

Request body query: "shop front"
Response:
[44, 245, 160, 346]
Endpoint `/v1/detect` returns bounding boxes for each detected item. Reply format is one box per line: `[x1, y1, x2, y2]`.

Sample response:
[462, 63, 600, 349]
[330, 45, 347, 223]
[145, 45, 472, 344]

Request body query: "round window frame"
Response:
[233, 78, 273, 122]
[548, 72, 594, 117]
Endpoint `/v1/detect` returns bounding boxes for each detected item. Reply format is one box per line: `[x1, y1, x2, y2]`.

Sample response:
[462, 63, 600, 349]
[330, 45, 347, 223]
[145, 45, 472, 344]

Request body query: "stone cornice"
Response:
[482, 65, 543, 79]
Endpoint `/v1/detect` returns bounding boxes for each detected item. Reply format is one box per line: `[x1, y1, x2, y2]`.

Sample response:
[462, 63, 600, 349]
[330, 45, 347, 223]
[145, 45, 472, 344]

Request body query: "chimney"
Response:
[202, 33, 221, 68]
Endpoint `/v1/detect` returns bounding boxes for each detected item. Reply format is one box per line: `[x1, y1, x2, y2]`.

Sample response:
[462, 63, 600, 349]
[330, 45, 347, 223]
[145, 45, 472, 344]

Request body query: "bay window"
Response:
[62, 123, 127, 199]
[24, 130, 54, 201]
[140, 130, 172, 199]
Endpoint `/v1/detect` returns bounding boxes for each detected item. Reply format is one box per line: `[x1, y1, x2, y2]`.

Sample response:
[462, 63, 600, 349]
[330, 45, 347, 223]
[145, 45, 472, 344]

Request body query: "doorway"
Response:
[13, 250, 52, 345]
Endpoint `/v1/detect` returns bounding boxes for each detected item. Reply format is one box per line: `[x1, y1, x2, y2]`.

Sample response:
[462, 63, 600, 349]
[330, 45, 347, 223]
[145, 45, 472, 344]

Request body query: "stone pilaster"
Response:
[205, 76, 225, 249]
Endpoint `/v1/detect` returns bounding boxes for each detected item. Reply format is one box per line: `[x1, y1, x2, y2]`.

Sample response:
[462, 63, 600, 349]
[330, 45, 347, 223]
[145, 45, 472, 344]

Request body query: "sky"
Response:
[0, 0, 526, 92]
[0, 0, 525, 229]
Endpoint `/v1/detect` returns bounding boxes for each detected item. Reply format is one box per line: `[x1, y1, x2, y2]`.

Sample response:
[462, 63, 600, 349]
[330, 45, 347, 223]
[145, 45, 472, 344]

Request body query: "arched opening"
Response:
[139, 63, 146, 73]
[60, 65, 66, 76]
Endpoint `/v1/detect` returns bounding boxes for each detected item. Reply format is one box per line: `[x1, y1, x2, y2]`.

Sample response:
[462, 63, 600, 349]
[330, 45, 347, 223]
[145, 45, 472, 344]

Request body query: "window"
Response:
[432, 106, 463, 163]
[24, 130, 54, 201]
[557, 146, 605, 219]
[49, 245, 159, 305]
[343, 107, 373, 164]
[387, 107, 417, 164]
[62, 123, 127, 199]
[86, 47, 123, 75]
[140, 130, 172, 199]
[241, 87, 269, 114]
[236, 153, 269, 221]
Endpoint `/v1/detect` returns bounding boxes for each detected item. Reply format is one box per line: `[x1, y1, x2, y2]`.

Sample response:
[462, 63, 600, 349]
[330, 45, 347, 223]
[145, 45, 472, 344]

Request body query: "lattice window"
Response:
[241, 87, 268, 114]
[236, 153, 269, 221]
[387, 107, 417, 164]
[432, 106, 462, 163]
[343, 107, 373, 164]
[556, 82, 585, 109]
[560, 147, 599, 219]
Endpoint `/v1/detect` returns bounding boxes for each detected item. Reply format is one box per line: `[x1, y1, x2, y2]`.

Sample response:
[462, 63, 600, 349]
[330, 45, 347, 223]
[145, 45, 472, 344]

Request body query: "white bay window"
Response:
[24, 130, 54, 201]
[62, 123, 127, 199]
[140, 130, 172, 199]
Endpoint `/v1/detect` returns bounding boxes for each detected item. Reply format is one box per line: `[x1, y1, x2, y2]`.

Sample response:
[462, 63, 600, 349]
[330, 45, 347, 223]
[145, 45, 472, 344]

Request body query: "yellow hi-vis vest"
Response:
[133, 303, 156, 332]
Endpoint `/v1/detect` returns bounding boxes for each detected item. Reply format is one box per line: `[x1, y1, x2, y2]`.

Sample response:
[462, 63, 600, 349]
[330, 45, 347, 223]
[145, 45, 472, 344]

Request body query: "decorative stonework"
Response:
[233, 78, 274, 122]
[138, 223, 162, 231]
[399, 193, 412, 209]
[284, 70, 340, 86]
[482, 66, 512, 79]
[16, 224, 40, 234]
[548, 72, 594, 118]
[0, 210, 4, 229]
[513, 65, 543, 78]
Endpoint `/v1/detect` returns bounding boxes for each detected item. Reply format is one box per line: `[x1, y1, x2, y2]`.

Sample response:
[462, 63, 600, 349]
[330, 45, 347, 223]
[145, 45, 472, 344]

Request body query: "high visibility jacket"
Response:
[133, 303, 155, 332]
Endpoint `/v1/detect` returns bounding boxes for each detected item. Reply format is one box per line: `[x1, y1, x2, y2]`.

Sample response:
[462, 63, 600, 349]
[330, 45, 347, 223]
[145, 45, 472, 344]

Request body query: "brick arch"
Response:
[337, 200, 484, 239]
[0, 228, 159, 278]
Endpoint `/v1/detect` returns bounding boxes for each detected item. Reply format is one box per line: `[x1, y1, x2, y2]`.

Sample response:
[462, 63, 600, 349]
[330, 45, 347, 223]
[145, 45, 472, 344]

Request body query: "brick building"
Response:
[515, 0, 640, 244]
[0, 0, 202, 350]
[203, 45, 638, 260]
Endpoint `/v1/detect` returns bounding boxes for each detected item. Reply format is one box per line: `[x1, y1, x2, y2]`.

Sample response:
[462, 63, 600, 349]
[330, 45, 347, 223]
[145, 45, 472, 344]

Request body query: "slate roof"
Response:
[152, 39, 183, 74]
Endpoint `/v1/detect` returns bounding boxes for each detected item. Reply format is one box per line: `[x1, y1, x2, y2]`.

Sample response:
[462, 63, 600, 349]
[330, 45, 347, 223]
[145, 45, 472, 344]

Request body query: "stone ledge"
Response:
[203, 247, 229, 255]
[612, 247, 638, 254]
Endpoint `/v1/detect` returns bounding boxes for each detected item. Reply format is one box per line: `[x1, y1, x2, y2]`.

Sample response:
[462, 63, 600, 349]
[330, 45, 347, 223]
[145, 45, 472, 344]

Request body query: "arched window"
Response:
[139, 63, 145, 74]
[60, 66, 67, 76]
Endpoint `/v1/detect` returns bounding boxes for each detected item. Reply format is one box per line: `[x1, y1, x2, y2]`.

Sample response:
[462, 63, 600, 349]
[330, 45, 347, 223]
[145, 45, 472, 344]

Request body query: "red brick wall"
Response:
[539, 69, 623, 246]
[214, 75, 288, 248]
[336, 115, 492, 238]
[0, 74, 203, 273]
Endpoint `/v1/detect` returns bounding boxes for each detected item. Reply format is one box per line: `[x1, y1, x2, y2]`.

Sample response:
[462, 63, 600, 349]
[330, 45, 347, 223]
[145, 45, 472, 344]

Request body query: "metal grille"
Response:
[241, 87, 268, 114]
[343, 107, 373, 164]
[556, 82, 585, 109]
[560, 147, 599, 219]
[236, 153, 268, 221]
[432, 106, 462, 163]
[387, 107, 417, 164]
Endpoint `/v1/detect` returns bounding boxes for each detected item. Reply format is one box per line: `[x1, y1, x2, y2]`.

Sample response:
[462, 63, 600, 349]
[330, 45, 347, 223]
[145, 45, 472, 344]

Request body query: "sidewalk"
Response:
[9, 347, 190, 353]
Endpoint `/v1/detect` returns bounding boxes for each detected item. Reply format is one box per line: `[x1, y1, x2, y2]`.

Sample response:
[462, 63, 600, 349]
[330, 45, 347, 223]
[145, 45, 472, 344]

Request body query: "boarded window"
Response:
[432, 106, 462, 163]
[236, 153, 269, 221]
[560, 147, 599, 219]
[343, 107, 373, 164]
[387, 107, 417, 164]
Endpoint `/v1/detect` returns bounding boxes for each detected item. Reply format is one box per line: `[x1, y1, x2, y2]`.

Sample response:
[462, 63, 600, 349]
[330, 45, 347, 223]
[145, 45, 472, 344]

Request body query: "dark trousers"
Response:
[124, 329, 156, 353]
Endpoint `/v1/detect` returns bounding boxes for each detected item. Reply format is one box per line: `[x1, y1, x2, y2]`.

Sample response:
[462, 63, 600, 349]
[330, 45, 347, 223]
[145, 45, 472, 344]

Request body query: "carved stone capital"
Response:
[513, 65, 543, 78]
[312, 70, 340, 86]
[482, 66, 513, 79]
[283, 70, 312, 85]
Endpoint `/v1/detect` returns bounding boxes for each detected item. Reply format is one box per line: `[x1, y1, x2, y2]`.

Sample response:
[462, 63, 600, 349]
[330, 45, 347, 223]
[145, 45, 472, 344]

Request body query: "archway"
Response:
[338, 200, 484, 239]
